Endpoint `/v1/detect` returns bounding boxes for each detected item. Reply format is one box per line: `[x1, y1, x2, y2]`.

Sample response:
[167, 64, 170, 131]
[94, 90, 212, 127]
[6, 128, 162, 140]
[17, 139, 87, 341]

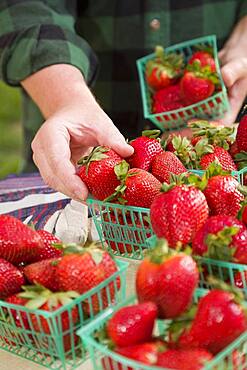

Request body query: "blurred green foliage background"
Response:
[0, 82, 22, 179]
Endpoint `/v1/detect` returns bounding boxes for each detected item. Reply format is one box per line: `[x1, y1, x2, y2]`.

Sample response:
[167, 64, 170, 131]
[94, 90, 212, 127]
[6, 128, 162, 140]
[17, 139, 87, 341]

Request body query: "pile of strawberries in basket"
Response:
[0, 215, 120, 349]
[98, 240, 247, 369]
[145, 46, 220, 113]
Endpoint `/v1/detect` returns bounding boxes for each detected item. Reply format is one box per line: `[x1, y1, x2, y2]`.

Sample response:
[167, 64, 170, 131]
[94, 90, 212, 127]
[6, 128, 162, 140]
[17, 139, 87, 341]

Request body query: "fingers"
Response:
[32, 123, 88, 201]
[218, 77, 247, 125]
[221, 58, 247, 87]
[96, 118, 134, 157]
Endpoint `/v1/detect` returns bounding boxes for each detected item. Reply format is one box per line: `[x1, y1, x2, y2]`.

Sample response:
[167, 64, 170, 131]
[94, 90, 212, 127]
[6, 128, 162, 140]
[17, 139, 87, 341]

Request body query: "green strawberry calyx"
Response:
[18, 284, 79, 310]
[77, 146, 110, 175]
[141, 129, 161, 139]
[205, 226, 239, 261]
[234, 151, 247, 170]
[104, 160, 138, 204]
[188, 120, 235, 150]
[186, 61, 220, 85]
[146, 46, 184, 79]
[171, 135, 197, 169]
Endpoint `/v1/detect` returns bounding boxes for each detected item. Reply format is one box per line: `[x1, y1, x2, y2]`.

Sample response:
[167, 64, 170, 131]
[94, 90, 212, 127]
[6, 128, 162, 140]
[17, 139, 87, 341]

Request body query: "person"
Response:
[0, 0, 246, 201]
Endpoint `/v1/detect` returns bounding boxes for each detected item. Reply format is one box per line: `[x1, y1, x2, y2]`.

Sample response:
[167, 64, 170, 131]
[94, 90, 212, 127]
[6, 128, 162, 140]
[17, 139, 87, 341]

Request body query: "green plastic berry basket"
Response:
[87, 199, 153, 260]
[136, 35, 230, 132]
[78, 291, 247, 370]
[0, 259, 128, 370]
[148, 235, 247, 297]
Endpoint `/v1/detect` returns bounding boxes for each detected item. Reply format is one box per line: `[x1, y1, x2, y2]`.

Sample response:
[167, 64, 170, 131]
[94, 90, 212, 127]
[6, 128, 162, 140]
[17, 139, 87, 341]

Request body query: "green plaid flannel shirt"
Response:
[0, 0, 247, 169]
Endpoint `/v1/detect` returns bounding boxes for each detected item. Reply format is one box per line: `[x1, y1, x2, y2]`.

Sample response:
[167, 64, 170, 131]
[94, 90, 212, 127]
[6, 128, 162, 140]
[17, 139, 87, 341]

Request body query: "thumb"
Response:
[97, 121, 134, 158]
[221, 58, 247, 88]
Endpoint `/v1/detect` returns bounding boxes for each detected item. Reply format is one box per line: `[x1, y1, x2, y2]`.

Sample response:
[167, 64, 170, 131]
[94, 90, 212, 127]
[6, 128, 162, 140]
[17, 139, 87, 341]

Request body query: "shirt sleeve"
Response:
[0, 0, 98, 86]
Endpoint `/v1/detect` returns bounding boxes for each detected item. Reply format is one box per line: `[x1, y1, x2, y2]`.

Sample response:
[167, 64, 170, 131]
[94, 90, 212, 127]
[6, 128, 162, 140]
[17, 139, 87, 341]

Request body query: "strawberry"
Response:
[200, 146, 237, 171]
[203, 174, 244, 217]
[106, 161, 161, 208]
[180, 62, 219, 105]
[153, 84, 184, 113]
[0, 214, 44, 265]
[56, 247, 119, 314]
[229, 141, 240, 159]
[23, 258, 61, 291]
[0, 258, 25, 299]
[164, 133, 176, 152]
[188, 50, 216, 72]
[236, 114, 247, 152]
[146, 46, 184, 90]
[107, 302, 157, 347]
[136, 240, 199, 319]
[101, 341, 165, 370]
[179, 289, 247, 354]
[5, 295, 29, 329]
[18, 285, 79, 351]
[150, 183, 209, 247]
[127, 130, 163, 171]
[151, 151, 186, 183]
[242, 205, 247, 226]
[35, 230, 62, 260]
[193, 216, 247, 263]
[77, 146, 123, 200]
[156, 349, 213, 370]
[234, 271, 247, 289]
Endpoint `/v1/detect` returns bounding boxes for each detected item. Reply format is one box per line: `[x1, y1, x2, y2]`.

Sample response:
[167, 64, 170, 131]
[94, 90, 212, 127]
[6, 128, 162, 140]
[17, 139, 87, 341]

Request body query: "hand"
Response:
[219, 16, 247, 125]
[22, 65, 133, 201]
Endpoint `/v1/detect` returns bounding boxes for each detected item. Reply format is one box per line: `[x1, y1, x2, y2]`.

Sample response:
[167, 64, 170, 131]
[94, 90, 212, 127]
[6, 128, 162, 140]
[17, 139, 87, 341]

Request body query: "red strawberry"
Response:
[203, 175, 244, 217]
[35, 230, 62, 260]
[180, 63, 219, 105]
[136, 240, 199, 319]
[234, 271, 247, 289]
[23, 258, 61, 291]
[192, 215, 247, 263]
[106, 161, 161, 208]
[164, 133, 177, 152]
[2, 295, 30, 346]
[188, 50, 216, 72]
[242, 205, 247, 226]
[127, 130, 163, 171]
[146, 46, 184, 90]
[229, 141, 240, 159]
[0, 215, 44, 265]
[0, 258, 25, 299]
[18, 286, 79, 351]
[101, 341, 165, 370]
[200, 146, 237, 171]
[77, 146, 123, 200]
[5, 295, 29, 329]
[107, 302, 157, 347]
[151, 151, 186, 183]
[179, 289, 247, 354]
[156, 349, 213, 370]
[153, 84, 184, 113]
[150, 184, 209, 247]
[56, 247, 119, 315]
[236, 114, 247, 152]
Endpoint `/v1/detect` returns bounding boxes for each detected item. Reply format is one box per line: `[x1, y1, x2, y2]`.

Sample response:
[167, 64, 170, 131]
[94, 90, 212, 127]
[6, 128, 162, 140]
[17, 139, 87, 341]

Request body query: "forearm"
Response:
[21, 64, 98, 119]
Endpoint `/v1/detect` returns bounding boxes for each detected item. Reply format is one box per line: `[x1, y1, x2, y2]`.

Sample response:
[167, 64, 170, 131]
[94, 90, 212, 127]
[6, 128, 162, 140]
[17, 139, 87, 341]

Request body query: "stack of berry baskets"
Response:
[78, 292, 247, 370]
[0, 259, 128, 370]
[136, 35, 230, 131]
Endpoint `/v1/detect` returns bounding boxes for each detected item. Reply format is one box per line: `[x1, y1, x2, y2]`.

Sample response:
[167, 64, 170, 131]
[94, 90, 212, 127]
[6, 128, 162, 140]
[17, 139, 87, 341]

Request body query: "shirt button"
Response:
[150, 18, 160, 31]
